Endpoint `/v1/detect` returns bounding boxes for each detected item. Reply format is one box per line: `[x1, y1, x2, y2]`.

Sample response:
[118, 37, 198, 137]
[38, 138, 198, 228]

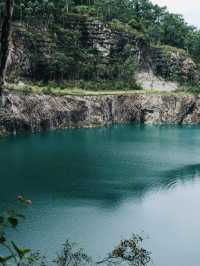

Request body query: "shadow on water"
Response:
[1, 161, 200, 210]
[1, 124, 200, 209]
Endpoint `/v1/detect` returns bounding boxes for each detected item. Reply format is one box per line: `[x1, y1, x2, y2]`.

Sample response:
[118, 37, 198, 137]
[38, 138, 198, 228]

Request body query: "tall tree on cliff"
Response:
[0, 0, 14, 88]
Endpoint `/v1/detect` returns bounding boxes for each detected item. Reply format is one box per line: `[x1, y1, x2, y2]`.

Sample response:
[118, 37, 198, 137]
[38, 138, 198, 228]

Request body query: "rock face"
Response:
[7, 18, 147, 82]
[136, 71, 179, 91]
[4, 16, 199, 87]
[149, 45, 200, 84]
[1, 91, 200, 135]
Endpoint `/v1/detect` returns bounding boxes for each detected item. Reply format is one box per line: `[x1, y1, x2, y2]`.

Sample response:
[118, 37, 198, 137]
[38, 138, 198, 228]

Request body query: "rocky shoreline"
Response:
[0, 90, 200, 135]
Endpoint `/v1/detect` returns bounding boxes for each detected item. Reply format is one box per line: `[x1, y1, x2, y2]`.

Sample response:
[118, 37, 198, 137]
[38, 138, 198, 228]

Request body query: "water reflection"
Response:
[1, 125, 200, 208]
[1, 125, 200, 266]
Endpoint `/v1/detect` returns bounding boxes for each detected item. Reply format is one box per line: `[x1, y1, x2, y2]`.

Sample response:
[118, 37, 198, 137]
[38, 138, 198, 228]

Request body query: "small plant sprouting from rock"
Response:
[0, 196, 151, 266]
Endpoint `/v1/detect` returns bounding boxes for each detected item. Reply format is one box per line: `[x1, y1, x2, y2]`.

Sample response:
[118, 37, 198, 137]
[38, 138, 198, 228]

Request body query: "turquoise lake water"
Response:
[1, 124, 200, 265]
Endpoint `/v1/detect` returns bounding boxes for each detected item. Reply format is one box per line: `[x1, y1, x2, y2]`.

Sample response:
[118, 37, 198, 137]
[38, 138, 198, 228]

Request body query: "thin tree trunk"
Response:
[0, 0, 14, 89]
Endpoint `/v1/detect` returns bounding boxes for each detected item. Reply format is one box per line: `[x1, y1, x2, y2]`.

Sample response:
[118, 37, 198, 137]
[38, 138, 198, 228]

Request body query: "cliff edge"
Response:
[0, 91, 200, 136]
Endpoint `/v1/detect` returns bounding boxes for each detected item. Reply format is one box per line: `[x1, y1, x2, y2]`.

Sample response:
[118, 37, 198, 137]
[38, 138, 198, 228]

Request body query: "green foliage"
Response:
[1, 0, 200, 87]
[0, 197, 151, 266]
[159, 45, 188, 57]
[54, 241, 91, 266]
[147, 44, 199, 84]
[79, 80, 142, 91]
[181, 84, 200, 94]
[10, 0, 200, 62]
[0, 196, 41, 266]
[17, 16, 140, 87]
[97, 235, 151, 265]
[109, 19, 142, 37]
[72, 5, 96, 16]
[159, 13, 192, 49]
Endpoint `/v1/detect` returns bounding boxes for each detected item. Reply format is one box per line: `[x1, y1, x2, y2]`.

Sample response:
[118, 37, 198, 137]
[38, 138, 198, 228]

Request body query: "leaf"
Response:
[8, 217, 18, 228]
[0, 234, 6, 243]
[0, 255, 13, 263]
[20, 248, 31, 256]
[11, 241, 31, 258]
[11, 241, 22, 257]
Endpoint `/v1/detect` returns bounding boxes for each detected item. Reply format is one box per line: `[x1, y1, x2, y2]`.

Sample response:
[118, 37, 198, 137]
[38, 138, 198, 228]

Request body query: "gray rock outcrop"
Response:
[1, 91, 200, 136]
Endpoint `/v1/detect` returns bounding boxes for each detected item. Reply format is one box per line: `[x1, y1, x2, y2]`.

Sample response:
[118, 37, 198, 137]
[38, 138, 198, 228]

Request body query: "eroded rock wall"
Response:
[0, 91, 200, 135]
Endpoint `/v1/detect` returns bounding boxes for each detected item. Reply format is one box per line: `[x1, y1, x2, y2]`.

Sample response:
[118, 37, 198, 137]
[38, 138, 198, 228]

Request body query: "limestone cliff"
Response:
[4, 15, 199, 87]
[1, 91, 200, 135]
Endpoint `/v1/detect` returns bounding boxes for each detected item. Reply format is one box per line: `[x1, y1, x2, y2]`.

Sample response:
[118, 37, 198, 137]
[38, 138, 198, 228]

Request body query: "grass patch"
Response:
[6, 81, 143, 96]
[7, 83, 142, 96]
[6, 82, 199, 97]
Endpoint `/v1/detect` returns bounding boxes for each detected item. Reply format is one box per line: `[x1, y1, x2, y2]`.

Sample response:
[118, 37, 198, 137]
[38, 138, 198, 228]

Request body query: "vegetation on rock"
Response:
[0, 0, 200, 91]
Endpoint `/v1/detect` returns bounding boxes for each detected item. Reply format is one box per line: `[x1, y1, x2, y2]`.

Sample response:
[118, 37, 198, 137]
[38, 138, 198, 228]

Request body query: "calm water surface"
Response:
[1, 125, 200, 265]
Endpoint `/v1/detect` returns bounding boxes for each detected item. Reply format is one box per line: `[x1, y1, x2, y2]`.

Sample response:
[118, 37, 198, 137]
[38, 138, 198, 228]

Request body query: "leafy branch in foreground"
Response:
[97, 235, 151, 266]
[54, 240, 92, 266]
[0, 196, 151, 266]
[0, 196, 41, 266]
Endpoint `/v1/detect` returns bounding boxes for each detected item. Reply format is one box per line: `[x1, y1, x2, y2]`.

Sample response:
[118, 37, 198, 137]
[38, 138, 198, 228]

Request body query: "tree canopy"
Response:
[1, 0, 200, 87]
[2, 0, 197, 62]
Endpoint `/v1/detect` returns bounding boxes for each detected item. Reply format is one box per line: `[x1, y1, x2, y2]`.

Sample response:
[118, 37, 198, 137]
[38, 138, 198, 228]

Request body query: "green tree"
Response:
[160, 13, 191, 49]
